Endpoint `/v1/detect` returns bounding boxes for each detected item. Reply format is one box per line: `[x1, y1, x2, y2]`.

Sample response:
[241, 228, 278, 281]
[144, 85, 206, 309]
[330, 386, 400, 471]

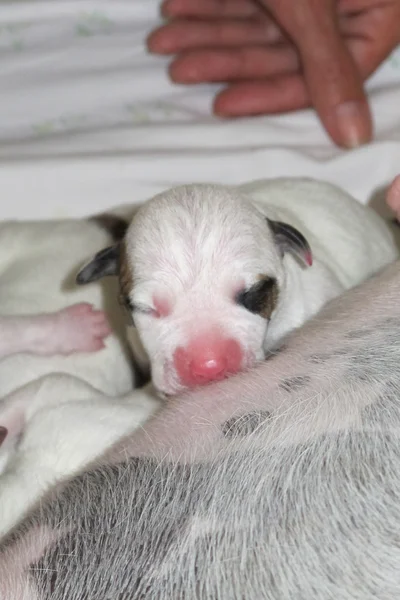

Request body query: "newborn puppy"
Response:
[77, 177, 398, 396]
[0, 212, 151, 525]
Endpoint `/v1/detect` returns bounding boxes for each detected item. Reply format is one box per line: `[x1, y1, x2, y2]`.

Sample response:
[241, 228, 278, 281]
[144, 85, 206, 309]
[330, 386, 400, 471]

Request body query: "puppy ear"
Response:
[267, 219, 313, 267]
[76, 244, 121, 285]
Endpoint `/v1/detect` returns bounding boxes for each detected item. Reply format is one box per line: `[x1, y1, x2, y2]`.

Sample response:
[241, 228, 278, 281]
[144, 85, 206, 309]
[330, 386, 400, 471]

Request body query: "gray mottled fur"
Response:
[2, 262, 400, 599]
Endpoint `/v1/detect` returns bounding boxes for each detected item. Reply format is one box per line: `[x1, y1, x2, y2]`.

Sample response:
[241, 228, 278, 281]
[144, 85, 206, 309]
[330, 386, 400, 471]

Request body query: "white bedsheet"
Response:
[0, 0, 399, 220]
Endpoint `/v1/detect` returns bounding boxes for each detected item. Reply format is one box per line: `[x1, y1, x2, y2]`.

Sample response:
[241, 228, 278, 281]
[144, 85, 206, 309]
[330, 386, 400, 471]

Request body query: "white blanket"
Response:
[0, 0, 399, 220]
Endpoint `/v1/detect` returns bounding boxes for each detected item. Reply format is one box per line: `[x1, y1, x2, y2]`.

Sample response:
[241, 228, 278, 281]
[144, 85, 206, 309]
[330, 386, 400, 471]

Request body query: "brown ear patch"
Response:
[257, 274, 279, 319]
[235, 275, 279, 320]
[118, 239, 134, 301]
[89, 213, 129, 242]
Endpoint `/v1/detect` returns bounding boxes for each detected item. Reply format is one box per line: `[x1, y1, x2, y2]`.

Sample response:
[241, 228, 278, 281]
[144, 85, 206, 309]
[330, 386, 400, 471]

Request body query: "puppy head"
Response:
[77, 185, 311, 396]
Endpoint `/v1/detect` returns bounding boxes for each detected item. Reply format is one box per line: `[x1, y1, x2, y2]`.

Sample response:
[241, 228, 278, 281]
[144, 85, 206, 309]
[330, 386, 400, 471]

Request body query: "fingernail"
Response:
[335, 101, 371, 149]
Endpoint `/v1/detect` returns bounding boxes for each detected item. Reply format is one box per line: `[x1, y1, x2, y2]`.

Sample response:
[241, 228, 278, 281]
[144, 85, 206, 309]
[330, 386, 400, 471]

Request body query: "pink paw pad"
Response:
[55, 303, 112, 355]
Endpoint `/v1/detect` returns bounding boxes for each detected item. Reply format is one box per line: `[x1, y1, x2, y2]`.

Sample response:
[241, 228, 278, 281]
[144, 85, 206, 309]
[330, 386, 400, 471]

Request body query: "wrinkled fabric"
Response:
[0, 0, 399, 219]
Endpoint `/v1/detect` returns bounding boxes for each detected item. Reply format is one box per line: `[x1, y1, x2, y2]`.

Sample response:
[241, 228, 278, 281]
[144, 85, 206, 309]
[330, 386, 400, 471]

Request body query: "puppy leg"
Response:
[0, 302, 111, 359]
[0, 373, 104, 472]
[0, 376, 160, 536]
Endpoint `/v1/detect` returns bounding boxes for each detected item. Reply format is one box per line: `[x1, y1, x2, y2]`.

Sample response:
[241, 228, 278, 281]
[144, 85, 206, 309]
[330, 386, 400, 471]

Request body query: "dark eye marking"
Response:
[235, 276, 279, 319]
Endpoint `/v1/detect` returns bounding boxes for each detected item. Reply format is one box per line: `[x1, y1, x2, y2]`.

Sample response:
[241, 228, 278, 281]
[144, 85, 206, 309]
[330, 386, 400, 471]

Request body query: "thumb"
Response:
[265, 0, 372, 148]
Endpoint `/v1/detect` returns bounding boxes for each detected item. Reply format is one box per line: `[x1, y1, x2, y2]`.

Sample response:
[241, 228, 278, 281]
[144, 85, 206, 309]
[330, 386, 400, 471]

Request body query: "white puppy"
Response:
[0, 215, 160, 535]
[78, 178, 399, 397]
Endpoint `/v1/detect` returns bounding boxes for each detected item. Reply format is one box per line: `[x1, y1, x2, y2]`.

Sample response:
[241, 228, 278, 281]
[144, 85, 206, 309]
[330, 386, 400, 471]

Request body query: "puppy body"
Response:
[240, 178, 398, 345]
[0, 216, 160, 533]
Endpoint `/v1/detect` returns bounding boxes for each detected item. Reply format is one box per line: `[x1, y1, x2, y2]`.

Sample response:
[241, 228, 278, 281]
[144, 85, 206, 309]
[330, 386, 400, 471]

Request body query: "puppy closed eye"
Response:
[235, 277, 278, 319]
[136, 306, 160, 318]
[119, 295, 161, 318]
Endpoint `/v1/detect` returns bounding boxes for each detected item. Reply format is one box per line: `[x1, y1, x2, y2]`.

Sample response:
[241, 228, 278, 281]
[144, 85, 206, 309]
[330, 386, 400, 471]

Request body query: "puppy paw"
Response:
[53, 303, 112, 354]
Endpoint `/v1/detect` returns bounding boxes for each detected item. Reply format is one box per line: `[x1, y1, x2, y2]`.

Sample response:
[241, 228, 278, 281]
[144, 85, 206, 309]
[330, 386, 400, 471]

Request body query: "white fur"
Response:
[0, 219, 131, 398]
[0, 178, 397, 542]
[2, 261, 400, 599]
[0, 218, 160, 534]
[0, 376, 159, 536]
[123, 178, 398, 395]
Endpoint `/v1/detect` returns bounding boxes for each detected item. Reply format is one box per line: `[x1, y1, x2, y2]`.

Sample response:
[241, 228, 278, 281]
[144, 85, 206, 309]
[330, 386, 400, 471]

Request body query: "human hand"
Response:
[148, 0, 400, 148]
[387, 175, 400, 221]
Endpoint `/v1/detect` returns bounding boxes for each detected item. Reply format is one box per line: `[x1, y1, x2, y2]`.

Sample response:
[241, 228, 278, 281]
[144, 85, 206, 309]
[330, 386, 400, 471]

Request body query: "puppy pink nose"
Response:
[191, 356, 226, 380]
[173, 338, 243, 387]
